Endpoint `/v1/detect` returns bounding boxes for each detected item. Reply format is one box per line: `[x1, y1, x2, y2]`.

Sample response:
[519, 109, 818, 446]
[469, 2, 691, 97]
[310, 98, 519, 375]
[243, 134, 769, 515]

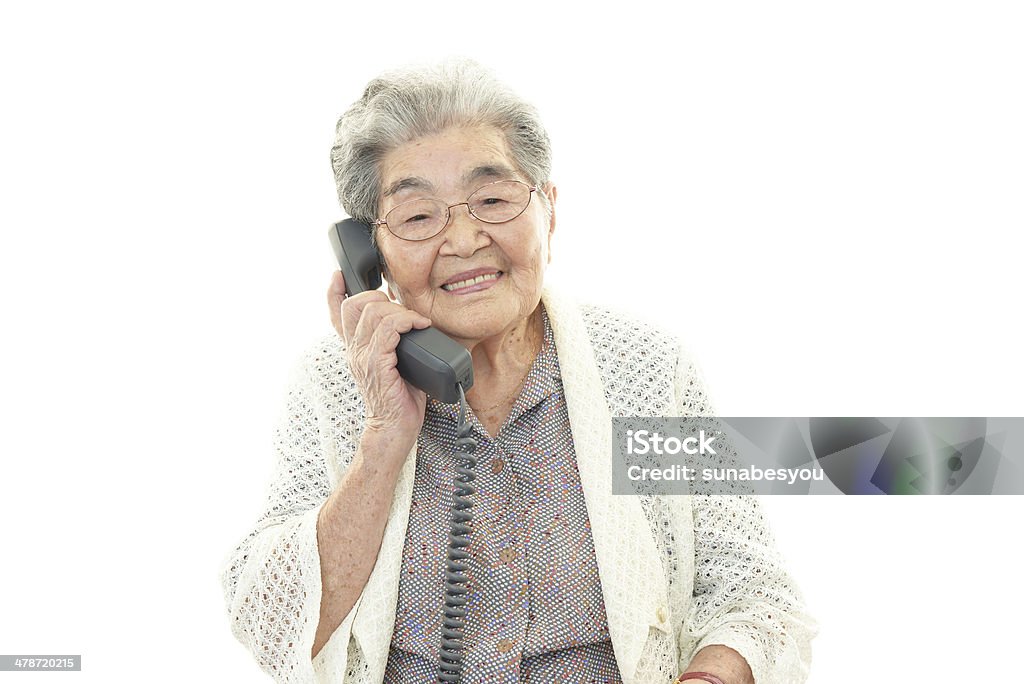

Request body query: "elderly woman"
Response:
[221, 60, 815, 684]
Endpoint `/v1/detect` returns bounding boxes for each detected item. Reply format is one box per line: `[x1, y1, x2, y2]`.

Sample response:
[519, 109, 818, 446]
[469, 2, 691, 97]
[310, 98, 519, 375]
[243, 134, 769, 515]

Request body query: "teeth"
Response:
[442, 272, 500, 291]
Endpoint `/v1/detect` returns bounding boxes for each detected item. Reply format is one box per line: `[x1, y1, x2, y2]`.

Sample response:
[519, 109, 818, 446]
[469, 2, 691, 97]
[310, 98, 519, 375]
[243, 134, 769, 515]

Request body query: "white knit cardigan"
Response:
[221, 286, 816, 683]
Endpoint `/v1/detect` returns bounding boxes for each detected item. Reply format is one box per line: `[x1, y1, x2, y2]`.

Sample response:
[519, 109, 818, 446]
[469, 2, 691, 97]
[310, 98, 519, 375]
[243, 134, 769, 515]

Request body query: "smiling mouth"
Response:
[441, 272, 503, 292]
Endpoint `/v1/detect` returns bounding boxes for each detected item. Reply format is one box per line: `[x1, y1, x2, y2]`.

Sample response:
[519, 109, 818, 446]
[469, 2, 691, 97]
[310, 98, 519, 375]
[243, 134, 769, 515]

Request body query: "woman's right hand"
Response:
[327, 270, 432, 445]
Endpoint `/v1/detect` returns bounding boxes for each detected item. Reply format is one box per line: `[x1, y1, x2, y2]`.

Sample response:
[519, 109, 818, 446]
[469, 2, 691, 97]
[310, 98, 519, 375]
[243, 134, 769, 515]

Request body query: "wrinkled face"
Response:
[376, 126, 556, 346]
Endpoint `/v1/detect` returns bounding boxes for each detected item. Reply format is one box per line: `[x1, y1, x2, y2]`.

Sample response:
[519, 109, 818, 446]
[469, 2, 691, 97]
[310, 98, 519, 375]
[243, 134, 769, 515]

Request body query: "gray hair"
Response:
[330, 59, 553, 232]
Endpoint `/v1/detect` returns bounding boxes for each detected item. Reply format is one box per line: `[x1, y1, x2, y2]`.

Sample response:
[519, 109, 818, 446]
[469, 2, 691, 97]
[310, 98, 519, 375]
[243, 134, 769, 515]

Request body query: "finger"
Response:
[365, 309, 430, 362]
[329, 269, 346, 297]
[340, 290, 390, 344]
[327, 271, 346, 335]
[351, 301, 430, 349]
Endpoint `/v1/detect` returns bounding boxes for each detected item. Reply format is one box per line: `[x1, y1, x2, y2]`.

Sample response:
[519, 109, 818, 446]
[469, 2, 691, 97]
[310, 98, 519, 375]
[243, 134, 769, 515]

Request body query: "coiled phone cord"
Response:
[438, 383, 478, 683]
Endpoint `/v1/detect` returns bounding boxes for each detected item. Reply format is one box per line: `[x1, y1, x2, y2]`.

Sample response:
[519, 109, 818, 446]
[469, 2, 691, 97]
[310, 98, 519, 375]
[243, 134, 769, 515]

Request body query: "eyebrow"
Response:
[383, 176, 434, 198]
[382, 164, 521, 199]
[463, 164, 518, 186]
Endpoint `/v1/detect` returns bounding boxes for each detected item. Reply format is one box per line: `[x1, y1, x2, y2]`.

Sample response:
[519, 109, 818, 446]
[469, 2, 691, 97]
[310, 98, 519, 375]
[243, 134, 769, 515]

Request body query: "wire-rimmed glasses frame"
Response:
[373, 179, 538, 242]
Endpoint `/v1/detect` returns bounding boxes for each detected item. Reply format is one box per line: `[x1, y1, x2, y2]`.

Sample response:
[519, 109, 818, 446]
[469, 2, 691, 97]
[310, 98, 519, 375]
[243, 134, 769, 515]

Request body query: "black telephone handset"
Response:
[329, 219, 477, 683]
[328, 219, 474, 403]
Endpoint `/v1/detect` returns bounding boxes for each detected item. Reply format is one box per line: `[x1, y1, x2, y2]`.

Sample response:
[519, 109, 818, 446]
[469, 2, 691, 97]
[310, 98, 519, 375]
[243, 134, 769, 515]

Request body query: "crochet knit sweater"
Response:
[220, 286, 816, 683]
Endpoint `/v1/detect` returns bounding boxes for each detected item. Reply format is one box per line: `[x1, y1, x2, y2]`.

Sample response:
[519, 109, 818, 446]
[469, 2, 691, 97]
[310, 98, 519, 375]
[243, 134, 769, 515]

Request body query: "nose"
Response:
[441, 203, 490, 257]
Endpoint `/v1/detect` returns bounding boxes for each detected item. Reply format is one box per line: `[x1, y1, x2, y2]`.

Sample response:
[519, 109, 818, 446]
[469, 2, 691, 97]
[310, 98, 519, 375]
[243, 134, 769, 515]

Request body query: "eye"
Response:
[404, 213, 431, 224]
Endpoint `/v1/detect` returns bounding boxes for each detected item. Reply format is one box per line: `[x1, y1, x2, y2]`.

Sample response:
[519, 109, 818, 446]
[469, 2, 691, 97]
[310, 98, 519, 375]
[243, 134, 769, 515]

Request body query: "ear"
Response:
[543, 183, 557, 263]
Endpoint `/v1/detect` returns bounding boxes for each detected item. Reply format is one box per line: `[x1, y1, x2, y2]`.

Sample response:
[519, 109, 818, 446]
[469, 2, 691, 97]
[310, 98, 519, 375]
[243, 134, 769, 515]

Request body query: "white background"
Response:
[1, 1, 1022, 681]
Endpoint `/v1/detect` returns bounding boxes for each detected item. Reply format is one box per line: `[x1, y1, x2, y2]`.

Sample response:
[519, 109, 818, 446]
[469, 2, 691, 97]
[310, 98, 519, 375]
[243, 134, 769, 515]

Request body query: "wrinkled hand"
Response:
[328, 271, 431, 442]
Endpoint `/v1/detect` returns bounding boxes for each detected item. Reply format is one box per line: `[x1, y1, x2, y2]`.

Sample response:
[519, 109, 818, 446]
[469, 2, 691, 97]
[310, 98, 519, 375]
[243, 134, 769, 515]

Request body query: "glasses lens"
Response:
[468, 181, 531, 223]
[385, 199, 447, 240]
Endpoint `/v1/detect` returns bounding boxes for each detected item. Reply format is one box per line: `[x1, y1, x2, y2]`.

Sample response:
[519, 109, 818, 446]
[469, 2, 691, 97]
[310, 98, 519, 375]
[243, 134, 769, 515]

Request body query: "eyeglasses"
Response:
[374, 179, 538, 242]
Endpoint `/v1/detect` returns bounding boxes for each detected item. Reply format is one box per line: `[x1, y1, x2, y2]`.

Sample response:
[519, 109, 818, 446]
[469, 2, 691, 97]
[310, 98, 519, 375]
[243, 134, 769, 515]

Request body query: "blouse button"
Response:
[496, 638, 514, 653]
[491, 457, 505, 474]
[499, 546, 517, 563]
